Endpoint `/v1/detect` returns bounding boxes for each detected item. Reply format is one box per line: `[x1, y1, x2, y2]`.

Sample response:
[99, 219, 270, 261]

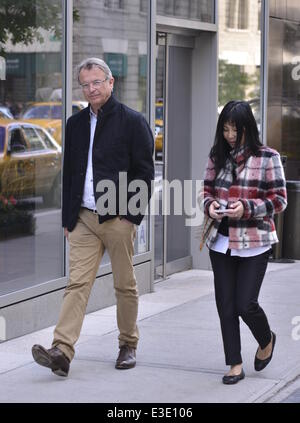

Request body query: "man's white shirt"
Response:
[81, 109, 97, 210]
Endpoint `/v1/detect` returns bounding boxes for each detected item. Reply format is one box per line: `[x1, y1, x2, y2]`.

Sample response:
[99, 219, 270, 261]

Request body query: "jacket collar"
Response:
[229, 144, 250, 166]
[87, 93, 119, 119]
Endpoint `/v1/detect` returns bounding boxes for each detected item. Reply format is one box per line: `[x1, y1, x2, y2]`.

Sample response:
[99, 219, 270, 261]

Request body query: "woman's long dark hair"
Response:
[210, 100, 262, 174]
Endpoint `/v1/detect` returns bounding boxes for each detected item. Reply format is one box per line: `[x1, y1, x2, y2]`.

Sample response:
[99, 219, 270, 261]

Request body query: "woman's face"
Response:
[223, 122, 244, 149]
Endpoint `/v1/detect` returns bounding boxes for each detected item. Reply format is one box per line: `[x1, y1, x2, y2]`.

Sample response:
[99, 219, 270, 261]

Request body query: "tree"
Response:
[0, 0, 79, 52]
[218, 60, 259, 107]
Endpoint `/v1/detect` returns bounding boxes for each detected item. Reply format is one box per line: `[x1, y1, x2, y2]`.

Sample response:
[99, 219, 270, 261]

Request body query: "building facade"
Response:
[0, 0, 299, 341]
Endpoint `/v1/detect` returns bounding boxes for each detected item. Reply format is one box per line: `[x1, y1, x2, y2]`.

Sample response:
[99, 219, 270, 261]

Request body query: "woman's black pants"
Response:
[209, 249, 272, 366]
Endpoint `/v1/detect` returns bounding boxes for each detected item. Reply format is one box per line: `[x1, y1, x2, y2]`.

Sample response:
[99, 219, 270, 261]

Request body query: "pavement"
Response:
[0, 260, 299, 404]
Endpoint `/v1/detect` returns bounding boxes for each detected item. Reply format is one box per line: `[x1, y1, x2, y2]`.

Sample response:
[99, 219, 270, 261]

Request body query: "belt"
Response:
[81, 207, 98, 214]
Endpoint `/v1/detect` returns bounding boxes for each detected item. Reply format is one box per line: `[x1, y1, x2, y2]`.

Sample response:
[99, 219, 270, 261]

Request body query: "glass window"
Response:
[23, 127, 46, 151]
[257, 0, 261, 31]
[72, 104, 81, 115]
[23, 105, 52, 119]
[140, 0, 148, 13]
[0, 0, 63, 296]
[9, 128, 27, 150]
[35, 127, 58, 150]
[51, 105, 62, 119]
[104, 0, 124, 9]
[226, 0, 249, 30]
[157, 0, 215, 23]
[0, 107, 13, 119]
[155, 104, 163, 121]
[268, 19, 300, 180]
[72, 0, 150, 261]
[219, 0, 261, 131]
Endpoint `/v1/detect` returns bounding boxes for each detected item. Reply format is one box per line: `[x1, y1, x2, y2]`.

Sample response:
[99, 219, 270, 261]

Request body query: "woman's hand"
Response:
[209, 201, 223, 220]
[225, 201, 244, 219]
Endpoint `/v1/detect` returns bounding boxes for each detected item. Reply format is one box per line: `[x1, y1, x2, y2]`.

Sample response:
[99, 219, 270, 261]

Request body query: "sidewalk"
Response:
[0, 261, 299, 403]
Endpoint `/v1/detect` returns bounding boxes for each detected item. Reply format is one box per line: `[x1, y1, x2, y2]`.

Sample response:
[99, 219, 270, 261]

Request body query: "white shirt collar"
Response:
[89, 108, 97, 120]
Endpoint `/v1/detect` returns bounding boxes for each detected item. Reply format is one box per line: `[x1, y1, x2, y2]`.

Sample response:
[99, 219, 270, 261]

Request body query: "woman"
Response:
[202, 101, 287, 385]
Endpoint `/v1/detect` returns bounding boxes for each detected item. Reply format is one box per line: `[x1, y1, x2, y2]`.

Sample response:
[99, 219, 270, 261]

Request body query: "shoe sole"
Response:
[52, 368, 68, 377]
[115, 362, 136, 370]
[32, 345, 68, 377]
[222, 373, 245, 385]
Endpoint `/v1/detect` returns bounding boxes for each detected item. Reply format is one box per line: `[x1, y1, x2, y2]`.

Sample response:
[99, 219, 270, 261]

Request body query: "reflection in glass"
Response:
[226, 0, 249, 30]
[0, 1, 64, 295]
[218, 0, 261, 131]
[154, 38, 166, 279]
[157, 0, 215, 23]
[268, 19, 300, 180]
[72, 0, 150, 261]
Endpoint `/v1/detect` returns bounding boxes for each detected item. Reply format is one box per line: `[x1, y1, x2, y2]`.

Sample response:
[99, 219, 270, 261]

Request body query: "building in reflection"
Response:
[268, 2, 300, 180]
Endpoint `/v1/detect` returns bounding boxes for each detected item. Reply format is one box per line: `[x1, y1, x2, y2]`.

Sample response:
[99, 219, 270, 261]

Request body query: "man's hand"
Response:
[64, 228, 69, 240]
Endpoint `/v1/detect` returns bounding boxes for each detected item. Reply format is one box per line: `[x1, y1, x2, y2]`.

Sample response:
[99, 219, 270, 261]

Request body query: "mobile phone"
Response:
[214, 209, 232, 213]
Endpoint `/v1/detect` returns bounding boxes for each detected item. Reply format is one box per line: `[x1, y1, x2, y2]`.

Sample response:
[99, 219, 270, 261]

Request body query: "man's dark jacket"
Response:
[62, 94, 154, 231]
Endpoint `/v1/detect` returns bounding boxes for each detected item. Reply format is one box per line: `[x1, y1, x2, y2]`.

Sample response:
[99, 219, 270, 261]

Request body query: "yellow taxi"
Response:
[0, 121, 62, 206]
[155, 101, 163, 159]
[21, 101, 88, 145]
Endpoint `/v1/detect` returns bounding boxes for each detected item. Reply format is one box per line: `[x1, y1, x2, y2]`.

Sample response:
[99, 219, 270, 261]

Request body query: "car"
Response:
[155, 101, 163, 159]
[0, 107, 13, 119]
[21, 101, 88, 144]
[0, 122, 62, 206]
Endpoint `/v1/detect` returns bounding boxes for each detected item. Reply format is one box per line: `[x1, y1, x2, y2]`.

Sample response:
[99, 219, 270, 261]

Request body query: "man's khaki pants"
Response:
[52, 208, 139, 362]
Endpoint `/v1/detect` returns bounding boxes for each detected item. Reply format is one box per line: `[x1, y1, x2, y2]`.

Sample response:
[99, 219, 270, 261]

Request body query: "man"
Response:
[32, 58, 154, 377]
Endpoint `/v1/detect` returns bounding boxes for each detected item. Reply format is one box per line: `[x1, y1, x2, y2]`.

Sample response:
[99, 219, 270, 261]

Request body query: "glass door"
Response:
[154, 32, 166, 280]
[154, 32, 194, 280]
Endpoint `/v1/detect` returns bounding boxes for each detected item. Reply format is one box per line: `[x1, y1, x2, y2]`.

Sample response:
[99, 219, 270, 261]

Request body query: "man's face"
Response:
[79, 66, 114, 112]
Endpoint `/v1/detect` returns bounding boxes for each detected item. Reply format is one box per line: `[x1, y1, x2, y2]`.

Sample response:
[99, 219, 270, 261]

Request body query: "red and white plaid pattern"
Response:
[201, 146, 287, 250]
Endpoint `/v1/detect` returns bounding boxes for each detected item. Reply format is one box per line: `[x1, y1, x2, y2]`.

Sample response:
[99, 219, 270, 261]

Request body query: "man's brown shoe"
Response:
[32, 344, 70, 377]
[115, 345, 136, 369]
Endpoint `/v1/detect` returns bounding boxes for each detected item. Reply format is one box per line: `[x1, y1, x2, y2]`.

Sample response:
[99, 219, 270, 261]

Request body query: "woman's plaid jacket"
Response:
[202, 146, 287, 250]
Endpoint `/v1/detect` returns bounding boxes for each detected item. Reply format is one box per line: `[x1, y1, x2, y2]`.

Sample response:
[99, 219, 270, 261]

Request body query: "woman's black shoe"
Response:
[254, 331, 276, 372]
[222, 369, 245, 385]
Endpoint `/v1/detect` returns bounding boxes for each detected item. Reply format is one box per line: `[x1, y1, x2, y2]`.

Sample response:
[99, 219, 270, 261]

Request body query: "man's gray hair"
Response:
[77, 57, 113, 82]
